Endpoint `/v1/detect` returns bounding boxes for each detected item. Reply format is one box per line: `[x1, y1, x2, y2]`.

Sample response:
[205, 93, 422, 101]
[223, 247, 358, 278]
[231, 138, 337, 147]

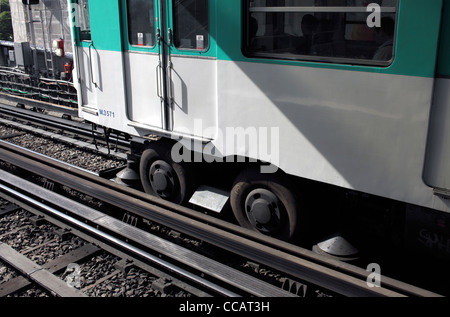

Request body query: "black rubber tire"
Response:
[139, 144, 193, 205]
[230, 166, 302, 241]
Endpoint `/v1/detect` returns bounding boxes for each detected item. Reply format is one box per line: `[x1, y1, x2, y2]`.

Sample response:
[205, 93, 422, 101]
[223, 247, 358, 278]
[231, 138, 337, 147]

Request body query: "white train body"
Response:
[68, 0, 450, 245]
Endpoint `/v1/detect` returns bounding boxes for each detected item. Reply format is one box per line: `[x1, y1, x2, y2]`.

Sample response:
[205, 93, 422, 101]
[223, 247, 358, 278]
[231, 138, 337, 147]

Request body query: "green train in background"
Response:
[68, 0, 450, 261]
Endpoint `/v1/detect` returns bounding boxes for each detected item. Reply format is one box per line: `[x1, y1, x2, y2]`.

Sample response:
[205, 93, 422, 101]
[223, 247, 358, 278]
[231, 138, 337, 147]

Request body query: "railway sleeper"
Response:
[29, 215, 45, 227]
[0, 243, 100, 297]
[114, 258, 134, 274]
[0, 202, 21, 217]
[151, 277, 174, 294]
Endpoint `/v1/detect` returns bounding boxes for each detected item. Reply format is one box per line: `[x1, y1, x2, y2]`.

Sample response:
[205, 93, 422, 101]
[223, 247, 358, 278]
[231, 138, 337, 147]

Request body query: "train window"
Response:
[77, 0, 91, 41]
[126, 0, 156, 47]
[172, 0, 209, 50]
[243, 0, 398, 66]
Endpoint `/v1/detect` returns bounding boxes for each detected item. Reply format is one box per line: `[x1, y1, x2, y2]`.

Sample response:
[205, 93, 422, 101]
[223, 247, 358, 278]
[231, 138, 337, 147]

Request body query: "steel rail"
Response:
[0, 101, 91, 133]
[0, 177, 244, 297]
[0, 93, 78, 117]
[0, 140, 442, 297]
[0, 102, 133, 150]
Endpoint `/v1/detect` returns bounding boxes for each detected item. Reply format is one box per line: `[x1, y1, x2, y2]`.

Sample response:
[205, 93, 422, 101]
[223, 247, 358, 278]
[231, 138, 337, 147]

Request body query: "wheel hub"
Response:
[245, 189, 282, 233]
[251, 200, 273, 225]
[149, 160, 176, 199]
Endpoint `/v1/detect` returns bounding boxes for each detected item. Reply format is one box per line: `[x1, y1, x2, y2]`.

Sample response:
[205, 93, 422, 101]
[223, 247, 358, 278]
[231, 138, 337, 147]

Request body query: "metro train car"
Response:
[68, 0, 450, 257]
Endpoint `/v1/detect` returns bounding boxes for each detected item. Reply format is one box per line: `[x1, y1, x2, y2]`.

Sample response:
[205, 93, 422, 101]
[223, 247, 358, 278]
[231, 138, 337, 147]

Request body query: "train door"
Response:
[123, 0, 164, 130]
[124, 0, 217, 139]
[72, 0, 100, 116]
[164, 0, 217, 139]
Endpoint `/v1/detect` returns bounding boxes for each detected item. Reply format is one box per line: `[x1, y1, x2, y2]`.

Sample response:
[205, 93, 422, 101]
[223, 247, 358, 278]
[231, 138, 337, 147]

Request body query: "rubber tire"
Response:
[139, 145, 192, 205]
[230, 167, 302, 241]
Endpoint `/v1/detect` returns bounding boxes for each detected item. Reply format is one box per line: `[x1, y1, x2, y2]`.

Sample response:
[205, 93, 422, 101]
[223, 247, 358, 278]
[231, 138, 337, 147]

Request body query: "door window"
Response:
[127, 0, 156, 47]
[172, 0, 209, 50]
[74, 0, 91, 41]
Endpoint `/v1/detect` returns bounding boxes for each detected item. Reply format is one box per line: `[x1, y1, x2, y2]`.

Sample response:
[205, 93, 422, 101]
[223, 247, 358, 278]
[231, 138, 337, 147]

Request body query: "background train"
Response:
[0, 0, 443, 263]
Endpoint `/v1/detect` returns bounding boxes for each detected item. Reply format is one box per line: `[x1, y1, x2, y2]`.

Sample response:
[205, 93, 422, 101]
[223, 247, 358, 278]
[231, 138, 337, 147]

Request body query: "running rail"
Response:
[0, 140, 443, 297]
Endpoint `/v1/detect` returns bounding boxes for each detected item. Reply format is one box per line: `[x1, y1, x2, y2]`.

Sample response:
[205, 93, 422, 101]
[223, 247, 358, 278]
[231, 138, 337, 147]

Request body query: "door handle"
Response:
[88, 42, 98, 88]
[156, 61, 163, 100]
[166, 61, 173, 103]
[156, 28, 161, 45]
[167, 28, 173, 46]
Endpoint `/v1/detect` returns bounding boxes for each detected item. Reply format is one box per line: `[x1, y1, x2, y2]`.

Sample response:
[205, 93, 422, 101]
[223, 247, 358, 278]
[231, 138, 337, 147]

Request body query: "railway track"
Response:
[0, 193, 210, 298]
[0, 99, 134, 160]
[0, 171, 282, 298]
[0, 99, 445, 298]
[0, 138, 442, 298]
[0, 141, 300, 297]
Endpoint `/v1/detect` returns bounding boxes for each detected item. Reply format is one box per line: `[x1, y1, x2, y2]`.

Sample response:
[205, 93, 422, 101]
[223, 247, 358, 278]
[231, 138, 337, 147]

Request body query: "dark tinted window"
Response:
[127, 0, 156, 47]
[75, 0, 91, 41]
[244, 0, 398, 65]
[172, 0, 209, 50]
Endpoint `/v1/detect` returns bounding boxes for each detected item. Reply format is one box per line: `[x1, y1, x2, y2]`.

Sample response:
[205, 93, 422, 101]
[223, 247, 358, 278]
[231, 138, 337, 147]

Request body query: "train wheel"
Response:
[139, 145, 192, 205]
[230, 167, 302, 241]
